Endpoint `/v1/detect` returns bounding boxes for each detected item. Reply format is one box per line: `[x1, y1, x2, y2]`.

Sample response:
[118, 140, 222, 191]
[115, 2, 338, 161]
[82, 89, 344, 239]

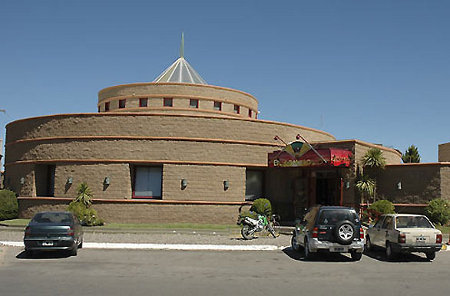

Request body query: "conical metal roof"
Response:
[154, 33, 207, 85]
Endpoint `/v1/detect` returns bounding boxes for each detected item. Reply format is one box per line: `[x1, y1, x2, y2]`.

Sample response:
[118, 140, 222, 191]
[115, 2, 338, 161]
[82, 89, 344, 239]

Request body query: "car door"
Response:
[371, 216, 386, 246]
[378, 216, 393, 247]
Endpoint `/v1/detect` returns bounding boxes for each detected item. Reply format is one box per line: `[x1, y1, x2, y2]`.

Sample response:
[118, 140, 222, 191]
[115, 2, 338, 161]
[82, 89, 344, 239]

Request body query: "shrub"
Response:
[368, 200, 395, 215]
[250, 198, 272, 217]
[0, 190, 18, 220]
[425, 198, 450, 226]
[67, 182, 103, 226]
[67, 201, 104, 226]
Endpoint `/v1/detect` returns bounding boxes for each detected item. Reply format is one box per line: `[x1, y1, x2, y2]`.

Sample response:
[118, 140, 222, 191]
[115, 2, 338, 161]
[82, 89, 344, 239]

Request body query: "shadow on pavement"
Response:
[363, 249, 431, 263]
[16, 250, 72, 260]
[282, 247, 355, 262]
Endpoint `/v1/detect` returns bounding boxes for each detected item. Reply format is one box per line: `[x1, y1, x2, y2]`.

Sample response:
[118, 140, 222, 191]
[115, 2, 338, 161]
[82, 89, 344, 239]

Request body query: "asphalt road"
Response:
[1, 246, 449, 296]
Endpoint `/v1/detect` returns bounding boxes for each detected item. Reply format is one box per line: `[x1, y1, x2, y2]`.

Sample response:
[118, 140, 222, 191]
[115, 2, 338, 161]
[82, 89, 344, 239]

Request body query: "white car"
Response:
[365, 214, 443, 260]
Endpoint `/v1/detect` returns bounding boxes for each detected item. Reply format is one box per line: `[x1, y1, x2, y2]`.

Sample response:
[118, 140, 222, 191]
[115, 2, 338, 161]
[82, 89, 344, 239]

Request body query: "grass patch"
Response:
[0, 219, 29, 227]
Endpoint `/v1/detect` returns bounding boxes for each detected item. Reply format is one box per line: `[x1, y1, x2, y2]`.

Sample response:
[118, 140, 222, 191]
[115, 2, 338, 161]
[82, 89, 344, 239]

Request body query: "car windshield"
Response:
[317, 209, 359, 225]
[32, 213, 72, 224]
[395, 216, 433, 228]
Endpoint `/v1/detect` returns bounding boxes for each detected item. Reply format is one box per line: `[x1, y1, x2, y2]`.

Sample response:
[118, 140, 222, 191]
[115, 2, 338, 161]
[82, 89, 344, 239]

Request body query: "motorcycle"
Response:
[237, 214, 279, 240]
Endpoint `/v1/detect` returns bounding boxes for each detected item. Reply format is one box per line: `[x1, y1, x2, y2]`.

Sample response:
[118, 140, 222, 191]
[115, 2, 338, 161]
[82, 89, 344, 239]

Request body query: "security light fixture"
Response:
[397, 181, 402, 190]
[104, 177, 110, 185]
[67, 177, 73, 185]
[181, 179, 187, 189]
[223, 180, 229, 191]
[20, 177, 25, 185]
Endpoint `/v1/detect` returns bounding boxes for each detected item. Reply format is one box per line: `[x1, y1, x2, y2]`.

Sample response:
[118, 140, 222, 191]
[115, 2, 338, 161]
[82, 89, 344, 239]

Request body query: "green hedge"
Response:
[425, 198, 450, 226]
[0, 190, 18, 220]
[250, 198, 272, 217]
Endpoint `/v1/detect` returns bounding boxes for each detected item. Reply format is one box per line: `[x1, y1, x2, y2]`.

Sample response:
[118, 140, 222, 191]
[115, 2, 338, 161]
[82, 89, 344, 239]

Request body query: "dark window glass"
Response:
[134, 167, 162, 199]
[119, 99, 126, 108]
[190, 99, 198, 108]
[164, 98, 173, 107]
[245, 170, 264, 201]
[214, 101, 222, 111]
[234, 105, 240, 114]
[105, 102, 110, 111]
[139, 98, 148, 107]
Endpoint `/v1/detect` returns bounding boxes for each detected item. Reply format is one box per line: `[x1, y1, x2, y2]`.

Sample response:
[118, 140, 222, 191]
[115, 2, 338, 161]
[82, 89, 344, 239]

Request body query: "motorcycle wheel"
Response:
[241, 225, 254, 240]
[267, 223, 278, 238]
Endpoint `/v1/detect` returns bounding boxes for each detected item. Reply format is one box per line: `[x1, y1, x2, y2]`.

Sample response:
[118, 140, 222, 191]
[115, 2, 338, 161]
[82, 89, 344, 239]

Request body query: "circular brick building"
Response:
[4, 41, 403, 224]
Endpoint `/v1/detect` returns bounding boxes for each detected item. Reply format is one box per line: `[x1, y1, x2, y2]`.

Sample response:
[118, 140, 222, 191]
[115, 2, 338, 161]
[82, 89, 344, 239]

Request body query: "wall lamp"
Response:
[104, 177, 110, 185]
[67, 177, 73, 185]
[345, 181, 350, 189]
[20, 177, 25, 185]
[397, 181, 402, 190]
[181, 179, 187, 190]
[223, 180, 229, 191]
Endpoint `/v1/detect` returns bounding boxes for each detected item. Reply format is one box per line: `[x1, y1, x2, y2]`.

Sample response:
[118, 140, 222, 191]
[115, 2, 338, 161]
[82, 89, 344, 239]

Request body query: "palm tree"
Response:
[402, 145, 421, 163]
[362, 148, 386, 169]
[355, 175, 376, 204]
[75, 182, 93, 207]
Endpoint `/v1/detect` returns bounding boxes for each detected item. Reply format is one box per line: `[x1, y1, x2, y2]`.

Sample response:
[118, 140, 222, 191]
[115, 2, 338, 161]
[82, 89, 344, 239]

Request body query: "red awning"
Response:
[268, 148, 352, 168]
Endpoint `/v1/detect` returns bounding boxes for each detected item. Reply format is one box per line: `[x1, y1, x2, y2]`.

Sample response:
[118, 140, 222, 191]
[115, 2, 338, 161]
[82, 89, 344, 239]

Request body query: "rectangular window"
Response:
[98, 105, 101, 113]
[105, 102, 110, 111]
[164, 98, 173, 107]
[233, 105, 240, 114]
[139, 98, 148, 107]
[119, 99, 126, 109]
[190, 99, 199, 108]
[248, 109, 253, 118]
[245, 169, 264, 201]
[133, 166, 162, 199]
[214, 101, 222, 111]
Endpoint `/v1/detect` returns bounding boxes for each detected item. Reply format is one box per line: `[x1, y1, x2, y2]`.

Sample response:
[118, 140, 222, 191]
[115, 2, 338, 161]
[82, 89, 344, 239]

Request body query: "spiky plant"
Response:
[356, 175, 376, 204]
[75, 182, 93, 207]
[362, 148, 386, 169]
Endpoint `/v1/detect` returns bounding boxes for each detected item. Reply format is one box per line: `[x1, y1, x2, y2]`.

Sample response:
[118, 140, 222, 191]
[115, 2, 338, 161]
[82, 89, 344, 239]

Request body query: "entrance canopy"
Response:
[268, 148, 352, 168]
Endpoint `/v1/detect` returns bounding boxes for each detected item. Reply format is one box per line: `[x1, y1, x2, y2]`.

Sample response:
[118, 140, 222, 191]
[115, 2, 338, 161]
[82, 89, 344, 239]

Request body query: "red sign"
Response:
[268, 148, 352, 168]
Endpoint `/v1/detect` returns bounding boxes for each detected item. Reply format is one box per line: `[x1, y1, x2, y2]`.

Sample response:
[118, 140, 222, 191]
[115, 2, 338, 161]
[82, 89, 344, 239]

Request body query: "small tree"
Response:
[75, 182, 93, 207]
[362, 148, 386, 169]
[355, 175, 376, 204]
[425, 198, 450, 226]
[369, 200, 395, 215]
[250, 198, 272, 217]
[402, 145, 421, 163]
[68, 182, 103, 226]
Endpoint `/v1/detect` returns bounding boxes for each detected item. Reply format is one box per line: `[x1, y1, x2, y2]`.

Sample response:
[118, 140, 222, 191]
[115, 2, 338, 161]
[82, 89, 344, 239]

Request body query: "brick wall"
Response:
[18, 198, 243, 224]
[438, 142, 450, 162]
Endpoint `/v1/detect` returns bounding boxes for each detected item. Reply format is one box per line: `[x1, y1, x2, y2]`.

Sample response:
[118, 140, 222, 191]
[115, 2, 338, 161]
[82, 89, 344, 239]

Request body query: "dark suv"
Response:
[291, 206, 364, 260]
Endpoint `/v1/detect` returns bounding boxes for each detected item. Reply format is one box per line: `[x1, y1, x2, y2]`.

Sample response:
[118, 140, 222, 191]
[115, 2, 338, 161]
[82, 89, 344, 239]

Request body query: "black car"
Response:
[24, 211, 83, 256]
[291, 206, 365, 260]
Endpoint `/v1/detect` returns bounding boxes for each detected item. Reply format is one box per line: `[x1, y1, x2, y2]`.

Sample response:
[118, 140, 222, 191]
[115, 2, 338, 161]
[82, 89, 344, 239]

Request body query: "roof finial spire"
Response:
[180, 32, 184, 58]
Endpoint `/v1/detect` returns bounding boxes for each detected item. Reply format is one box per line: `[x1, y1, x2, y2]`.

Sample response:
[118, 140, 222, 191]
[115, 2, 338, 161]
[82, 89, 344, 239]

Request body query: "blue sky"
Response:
[1, 0, 449, 166]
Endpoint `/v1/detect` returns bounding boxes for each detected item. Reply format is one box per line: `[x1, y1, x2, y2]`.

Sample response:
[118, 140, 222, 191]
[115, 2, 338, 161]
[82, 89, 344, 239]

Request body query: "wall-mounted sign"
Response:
[268, 148, 352, 168]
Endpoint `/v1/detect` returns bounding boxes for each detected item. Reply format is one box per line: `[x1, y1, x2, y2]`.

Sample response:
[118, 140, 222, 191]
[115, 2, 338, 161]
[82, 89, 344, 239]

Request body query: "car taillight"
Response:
[67, 228, 75, 236]
[25, 226, 31, 237]
[360, 227, 364, 239]
[398, 233, 406, 244]
[436, 234, 442, 244]
[312, 227, 319, 238]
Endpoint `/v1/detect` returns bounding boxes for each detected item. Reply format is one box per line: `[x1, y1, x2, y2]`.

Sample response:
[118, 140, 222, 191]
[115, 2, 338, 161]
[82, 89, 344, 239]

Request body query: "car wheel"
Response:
[70, 245, 78, 256]
[365, 236, 372, 251]
[351, 251, 363, 261]
[386, 242, 395, 260]
[291, 235, 301, 252]
[425, 251, 436, 261]
[334, 220, 356, 245]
